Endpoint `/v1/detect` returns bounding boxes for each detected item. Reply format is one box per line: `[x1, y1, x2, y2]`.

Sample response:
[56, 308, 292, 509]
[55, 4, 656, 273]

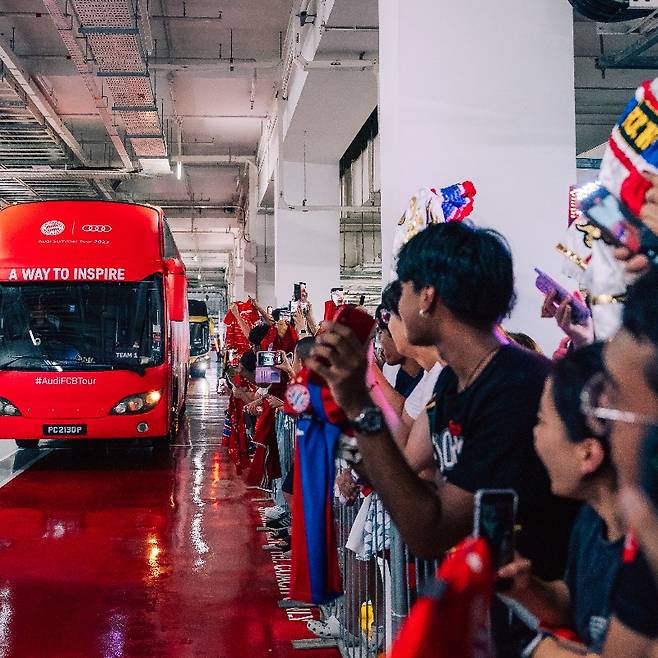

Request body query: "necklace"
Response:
[458, 345, 501, 393]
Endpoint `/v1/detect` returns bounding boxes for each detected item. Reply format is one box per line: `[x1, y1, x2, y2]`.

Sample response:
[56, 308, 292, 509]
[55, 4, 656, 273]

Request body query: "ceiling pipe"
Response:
[137, 0, 154, 56]
[296, 52, 377, 71]
[41, 0, 134, 170]
[286, 204, 381, 212]
[171, 154, 255, 165]
[250, 69, 257, 111]
[149, 14, 224, 22]
[0, 168, 134, 179]
[320, 24, 379, 32]
[149, 58, 280, 72]
[158, 202, 242, 210]
[0, 42, 91, 168]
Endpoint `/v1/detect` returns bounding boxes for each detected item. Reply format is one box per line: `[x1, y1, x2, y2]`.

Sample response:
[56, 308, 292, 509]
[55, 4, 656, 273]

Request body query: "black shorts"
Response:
[282, 463, 294, 495]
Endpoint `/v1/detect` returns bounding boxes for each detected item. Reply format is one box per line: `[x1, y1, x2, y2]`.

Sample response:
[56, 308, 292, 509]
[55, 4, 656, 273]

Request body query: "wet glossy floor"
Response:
[0, 363, 338, 657]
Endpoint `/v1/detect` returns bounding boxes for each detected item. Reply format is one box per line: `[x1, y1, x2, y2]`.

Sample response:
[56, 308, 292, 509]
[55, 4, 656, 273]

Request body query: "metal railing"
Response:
[271, 412, 440, 657]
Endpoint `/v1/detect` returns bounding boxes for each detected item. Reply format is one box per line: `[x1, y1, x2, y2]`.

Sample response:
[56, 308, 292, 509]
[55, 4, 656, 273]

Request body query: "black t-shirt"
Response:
[426, 344, 578, 580]
[612, 545, 658, 639]
[395, 367, 424, 398]
[564, 504, 623, 652]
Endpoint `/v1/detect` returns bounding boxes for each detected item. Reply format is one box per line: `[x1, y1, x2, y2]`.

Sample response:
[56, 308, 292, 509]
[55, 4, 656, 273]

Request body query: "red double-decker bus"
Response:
[0, 200, 189, 448]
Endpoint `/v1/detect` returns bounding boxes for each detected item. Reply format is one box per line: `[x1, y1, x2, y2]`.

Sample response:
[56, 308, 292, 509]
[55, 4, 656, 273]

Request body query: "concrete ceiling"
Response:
[574, 10, 658, 154]
[0, 0, 293, 291]
[0, 0, 656, 291]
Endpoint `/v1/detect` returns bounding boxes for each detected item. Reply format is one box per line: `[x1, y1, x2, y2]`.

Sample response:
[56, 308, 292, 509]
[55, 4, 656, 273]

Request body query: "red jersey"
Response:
[260, 324, 298, 354]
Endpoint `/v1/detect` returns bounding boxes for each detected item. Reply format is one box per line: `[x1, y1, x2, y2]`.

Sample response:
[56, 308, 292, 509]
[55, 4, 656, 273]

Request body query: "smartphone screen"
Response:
[257, 351, 282, 367]
[473, 489, 518, 568]
[581, 188, 642, 253]
[294, 284, 301, 302]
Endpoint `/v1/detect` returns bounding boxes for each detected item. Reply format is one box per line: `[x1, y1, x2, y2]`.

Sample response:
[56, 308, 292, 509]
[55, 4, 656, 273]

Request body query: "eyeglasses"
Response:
[580, 372, 657, 435]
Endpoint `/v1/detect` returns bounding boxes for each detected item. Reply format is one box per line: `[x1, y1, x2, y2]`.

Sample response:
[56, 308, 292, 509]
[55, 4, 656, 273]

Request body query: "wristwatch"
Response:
[349, 405, 384, 435]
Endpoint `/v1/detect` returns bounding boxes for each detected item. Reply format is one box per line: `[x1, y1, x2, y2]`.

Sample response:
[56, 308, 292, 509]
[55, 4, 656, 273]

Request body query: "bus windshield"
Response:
[0, 276, 164, 372]
[190, 321, 210, 357]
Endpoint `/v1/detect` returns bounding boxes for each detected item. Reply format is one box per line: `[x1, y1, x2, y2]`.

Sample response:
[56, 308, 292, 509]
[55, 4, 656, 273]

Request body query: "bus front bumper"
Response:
[0, 406, 168, 440]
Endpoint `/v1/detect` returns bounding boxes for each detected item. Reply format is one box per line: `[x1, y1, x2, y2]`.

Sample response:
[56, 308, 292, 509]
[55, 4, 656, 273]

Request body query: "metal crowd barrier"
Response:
[272, 412, 440, 657]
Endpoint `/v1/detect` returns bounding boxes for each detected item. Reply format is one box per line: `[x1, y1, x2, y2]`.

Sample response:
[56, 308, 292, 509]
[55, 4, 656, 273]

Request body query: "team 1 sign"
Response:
[7, 267, 127, 281]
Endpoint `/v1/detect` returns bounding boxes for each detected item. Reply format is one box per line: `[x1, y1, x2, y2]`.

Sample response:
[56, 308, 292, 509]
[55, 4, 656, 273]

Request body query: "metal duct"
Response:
[70, 0, 167, 164]
[0, 75, 105, 205]
[567, 0, 652, 22]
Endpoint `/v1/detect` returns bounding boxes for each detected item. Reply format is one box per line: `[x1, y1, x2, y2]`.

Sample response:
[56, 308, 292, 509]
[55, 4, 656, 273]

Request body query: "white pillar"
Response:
[274, 160, 341, 311]
[379, 0, 576, 351]
[230, 259, 246, 301]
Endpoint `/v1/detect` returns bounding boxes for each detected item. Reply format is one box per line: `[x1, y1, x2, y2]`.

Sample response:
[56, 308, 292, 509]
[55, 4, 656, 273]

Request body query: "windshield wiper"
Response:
[0, 355, 57, 370]
[111, 362, 147, 377]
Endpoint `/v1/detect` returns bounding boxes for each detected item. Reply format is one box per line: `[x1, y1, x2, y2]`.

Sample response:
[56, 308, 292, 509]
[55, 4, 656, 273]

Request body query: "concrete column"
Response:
[229, 258, 245, 302]
[255, 211, 276, 306]
[379, 0, 576, 351]
[273, 160, 341, 311]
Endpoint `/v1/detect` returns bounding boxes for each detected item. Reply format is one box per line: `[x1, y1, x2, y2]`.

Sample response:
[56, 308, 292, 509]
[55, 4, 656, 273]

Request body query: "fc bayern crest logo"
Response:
[286, 383, 311, 414]
[40, 220, 65, 236]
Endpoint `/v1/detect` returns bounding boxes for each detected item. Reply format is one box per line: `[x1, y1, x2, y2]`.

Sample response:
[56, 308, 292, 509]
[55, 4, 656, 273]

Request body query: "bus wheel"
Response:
[152, 411, 178, 451]
[152, 435, 170, 451]
[15, 440, 39, 449]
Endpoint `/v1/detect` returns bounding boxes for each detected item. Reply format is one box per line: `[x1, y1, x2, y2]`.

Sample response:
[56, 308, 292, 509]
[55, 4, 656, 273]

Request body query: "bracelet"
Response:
[521, 632, 549, 658]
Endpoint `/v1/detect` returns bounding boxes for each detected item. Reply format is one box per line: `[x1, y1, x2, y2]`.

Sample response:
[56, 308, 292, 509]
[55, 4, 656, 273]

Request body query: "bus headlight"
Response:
[0, 397, 21, 416]
[111, 390, 162, 415]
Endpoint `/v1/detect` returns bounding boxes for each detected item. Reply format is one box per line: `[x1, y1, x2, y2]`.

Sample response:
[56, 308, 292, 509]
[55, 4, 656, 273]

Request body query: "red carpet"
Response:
[0, 376, 338, 658]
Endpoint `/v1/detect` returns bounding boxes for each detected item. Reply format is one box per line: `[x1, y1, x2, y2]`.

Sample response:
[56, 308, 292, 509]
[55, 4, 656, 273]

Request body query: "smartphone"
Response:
[534, 268, 591, 326]
[257, 350, 283, 367]
[359, 294, 366, 306]
[294, 283, 302, 302]
[579, 186, 650, 256]
[641, 426, 658, 509]
[333, 304, 376, 344]
[473, 489, 518, 569]
[255, 366, 282, 385]
[331, 287, 344, 306]
[275, 307, 292, 322]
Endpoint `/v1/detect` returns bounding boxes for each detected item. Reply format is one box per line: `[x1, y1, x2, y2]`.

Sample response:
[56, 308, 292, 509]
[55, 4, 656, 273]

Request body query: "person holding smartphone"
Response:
[499, 344, 622, 657]
[592, 268, 658, 658]
[261, 308, 298, 354]
[307, 221, 578, 656]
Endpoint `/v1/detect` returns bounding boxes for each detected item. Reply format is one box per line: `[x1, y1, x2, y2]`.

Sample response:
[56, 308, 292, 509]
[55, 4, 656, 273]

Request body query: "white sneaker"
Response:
[307, 615, 341, 639]
[307, 616, 359, 646]
[263, 505, 286, 520]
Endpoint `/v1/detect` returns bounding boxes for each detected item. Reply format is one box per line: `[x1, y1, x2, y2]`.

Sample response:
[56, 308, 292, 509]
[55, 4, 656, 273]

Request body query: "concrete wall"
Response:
[379, 0, 577, 352]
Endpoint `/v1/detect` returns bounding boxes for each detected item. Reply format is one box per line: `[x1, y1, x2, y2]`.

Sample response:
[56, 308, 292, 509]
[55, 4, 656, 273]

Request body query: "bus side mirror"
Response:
[165, 259, 187, 322]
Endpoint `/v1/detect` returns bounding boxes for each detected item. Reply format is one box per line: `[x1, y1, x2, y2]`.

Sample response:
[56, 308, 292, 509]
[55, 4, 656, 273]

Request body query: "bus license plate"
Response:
[43, 424, 87, 436]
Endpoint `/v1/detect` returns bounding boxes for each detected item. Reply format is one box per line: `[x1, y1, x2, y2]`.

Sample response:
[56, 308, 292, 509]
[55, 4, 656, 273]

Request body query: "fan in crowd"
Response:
[217, 79, 658, 655]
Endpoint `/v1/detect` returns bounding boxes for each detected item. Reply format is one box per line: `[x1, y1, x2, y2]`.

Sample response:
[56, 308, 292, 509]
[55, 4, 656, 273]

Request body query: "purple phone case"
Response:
[534, 268, 590, 325]
[255, 366, 281, 385]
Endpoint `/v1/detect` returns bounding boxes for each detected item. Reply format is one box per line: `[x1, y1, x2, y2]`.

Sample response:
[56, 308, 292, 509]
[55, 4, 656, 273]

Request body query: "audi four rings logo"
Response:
[81, 225, 112, 233]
